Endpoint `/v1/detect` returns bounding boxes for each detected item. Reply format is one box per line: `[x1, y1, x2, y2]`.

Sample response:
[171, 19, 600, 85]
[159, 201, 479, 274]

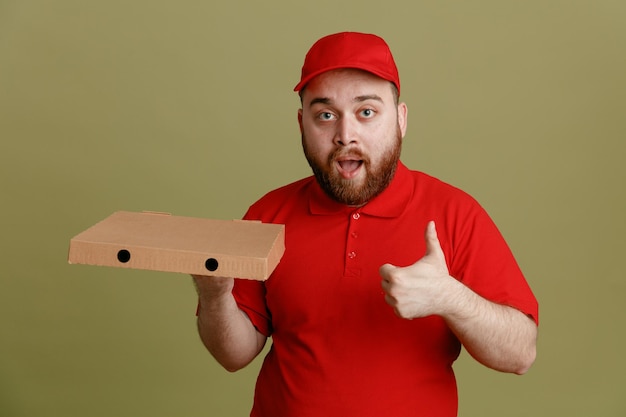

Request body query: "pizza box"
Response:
[68, 211, 284, 280]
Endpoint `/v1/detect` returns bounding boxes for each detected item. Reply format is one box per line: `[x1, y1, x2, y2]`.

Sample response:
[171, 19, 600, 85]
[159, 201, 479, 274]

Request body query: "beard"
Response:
[302, 126, 403, 206]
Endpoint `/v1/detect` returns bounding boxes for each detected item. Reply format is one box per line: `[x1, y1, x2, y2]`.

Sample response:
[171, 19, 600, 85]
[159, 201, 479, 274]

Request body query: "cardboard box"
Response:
[68, 211, 285, 280]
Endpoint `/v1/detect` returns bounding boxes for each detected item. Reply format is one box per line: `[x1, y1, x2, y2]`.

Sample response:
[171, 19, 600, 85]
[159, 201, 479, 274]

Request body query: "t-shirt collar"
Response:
[308, 161, 413, 218]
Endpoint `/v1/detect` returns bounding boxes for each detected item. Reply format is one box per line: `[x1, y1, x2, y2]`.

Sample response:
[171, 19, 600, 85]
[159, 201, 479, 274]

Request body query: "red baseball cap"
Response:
[294, 32, 400, 95]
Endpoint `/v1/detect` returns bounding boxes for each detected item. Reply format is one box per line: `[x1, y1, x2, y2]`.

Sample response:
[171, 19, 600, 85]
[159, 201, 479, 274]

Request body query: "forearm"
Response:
[442, 278, 537, 374]
[380, 221, 537, 374]
[194, 276, 266, 372]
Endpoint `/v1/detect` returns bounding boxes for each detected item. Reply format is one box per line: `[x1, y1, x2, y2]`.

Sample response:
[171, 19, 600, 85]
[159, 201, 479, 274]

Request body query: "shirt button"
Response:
[352, 212, 361, 220]
[351, 232, 359, 238]
[348, 251, 357, 259]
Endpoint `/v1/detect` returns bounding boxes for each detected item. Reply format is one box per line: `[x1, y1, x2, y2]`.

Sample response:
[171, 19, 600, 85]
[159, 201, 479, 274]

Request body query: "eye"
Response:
[317, 112, 336, 121]
[360, 108, 376, 118]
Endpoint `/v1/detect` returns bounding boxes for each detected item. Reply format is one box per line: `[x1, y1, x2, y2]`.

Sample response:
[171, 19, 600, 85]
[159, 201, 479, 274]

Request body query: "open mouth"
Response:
[336, 158, 364, 178]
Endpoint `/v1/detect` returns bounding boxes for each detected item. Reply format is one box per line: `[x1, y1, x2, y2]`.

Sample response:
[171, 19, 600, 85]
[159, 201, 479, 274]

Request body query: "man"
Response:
[193, 32, 538, 417]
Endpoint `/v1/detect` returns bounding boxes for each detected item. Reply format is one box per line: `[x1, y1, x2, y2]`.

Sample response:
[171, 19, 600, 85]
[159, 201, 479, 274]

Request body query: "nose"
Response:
[334, 115, 358, 147]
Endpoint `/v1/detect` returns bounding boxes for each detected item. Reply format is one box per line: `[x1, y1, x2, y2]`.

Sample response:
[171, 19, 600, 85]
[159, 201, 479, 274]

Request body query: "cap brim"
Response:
[294, 65, 399, 93]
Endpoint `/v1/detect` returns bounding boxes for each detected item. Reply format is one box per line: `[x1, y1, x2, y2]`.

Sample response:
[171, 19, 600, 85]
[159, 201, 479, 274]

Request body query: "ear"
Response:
[297, 108, 304, 134]
[397, 102, 408, 138]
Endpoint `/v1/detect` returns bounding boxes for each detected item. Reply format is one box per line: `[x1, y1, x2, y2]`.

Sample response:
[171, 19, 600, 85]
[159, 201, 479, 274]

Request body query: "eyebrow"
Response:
[355, 94, 384, 103]
[308, 97, 331, 107]
[307, 94, 384, 108]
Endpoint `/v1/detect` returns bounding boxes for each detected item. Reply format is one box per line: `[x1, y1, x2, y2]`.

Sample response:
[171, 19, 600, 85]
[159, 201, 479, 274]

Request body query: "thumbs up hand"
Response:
[381, 221, 539, 373]
[379, 221, 453, 320]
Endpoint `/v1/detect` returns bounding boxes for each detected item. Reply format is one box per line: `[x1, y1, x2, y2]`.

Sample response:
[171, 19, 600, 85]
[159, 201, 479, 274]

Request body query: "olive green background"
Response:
[1, 0, 625, 416]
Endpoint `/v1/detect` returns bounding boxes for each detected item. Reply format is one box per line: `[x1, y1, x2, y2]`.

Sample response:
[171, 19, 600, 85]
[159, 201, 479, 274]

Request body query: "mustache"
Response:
[328, 147, 369, 165]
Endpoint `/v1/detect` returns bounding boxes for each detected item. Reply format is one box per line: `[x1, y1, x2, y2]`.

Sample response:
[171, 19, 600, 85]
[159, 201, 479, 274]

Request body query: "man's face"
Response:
[298, 69, 408, 206]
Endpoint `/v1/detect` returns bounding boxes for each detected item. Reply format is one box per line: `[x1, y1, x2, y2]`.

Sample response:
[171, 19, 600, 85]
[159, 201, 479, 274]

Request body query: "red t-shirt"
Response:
[233, 162, 538, 417]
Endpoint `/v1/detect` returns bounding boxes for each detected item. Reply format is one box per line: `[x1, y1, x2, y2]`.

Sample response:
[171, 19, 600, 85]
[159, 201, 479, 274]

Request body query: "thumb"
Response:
[424, 221, 446, 262]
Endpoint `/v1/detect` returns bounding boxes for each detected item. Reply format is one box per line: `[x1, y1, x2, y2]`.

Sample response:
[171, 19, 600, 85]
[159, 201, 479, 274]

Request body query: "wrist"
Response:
[438, 276, 479, 322]
[193, 276, 234, 305]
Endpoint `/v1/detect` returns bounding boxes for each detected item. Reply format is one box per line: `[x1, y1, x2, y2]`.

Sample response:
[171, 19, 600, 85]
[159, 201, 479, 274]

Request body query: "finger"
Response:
[379, 263, 397, 280]
[380, 278, 390, 293]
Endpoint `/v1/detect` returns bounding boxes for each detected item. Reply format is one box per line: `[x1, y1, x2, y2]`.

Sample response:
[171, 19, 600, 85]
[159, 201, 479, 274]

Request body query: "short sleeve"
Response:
[447, 202, 539, 325]
[232, 278, 273, 337]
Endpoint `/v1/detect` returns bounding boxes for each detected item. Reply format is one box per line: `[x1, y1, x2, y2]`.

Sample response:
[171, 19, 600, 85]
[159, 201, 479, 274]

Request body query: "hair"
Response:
[390, 83, 399, 105]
